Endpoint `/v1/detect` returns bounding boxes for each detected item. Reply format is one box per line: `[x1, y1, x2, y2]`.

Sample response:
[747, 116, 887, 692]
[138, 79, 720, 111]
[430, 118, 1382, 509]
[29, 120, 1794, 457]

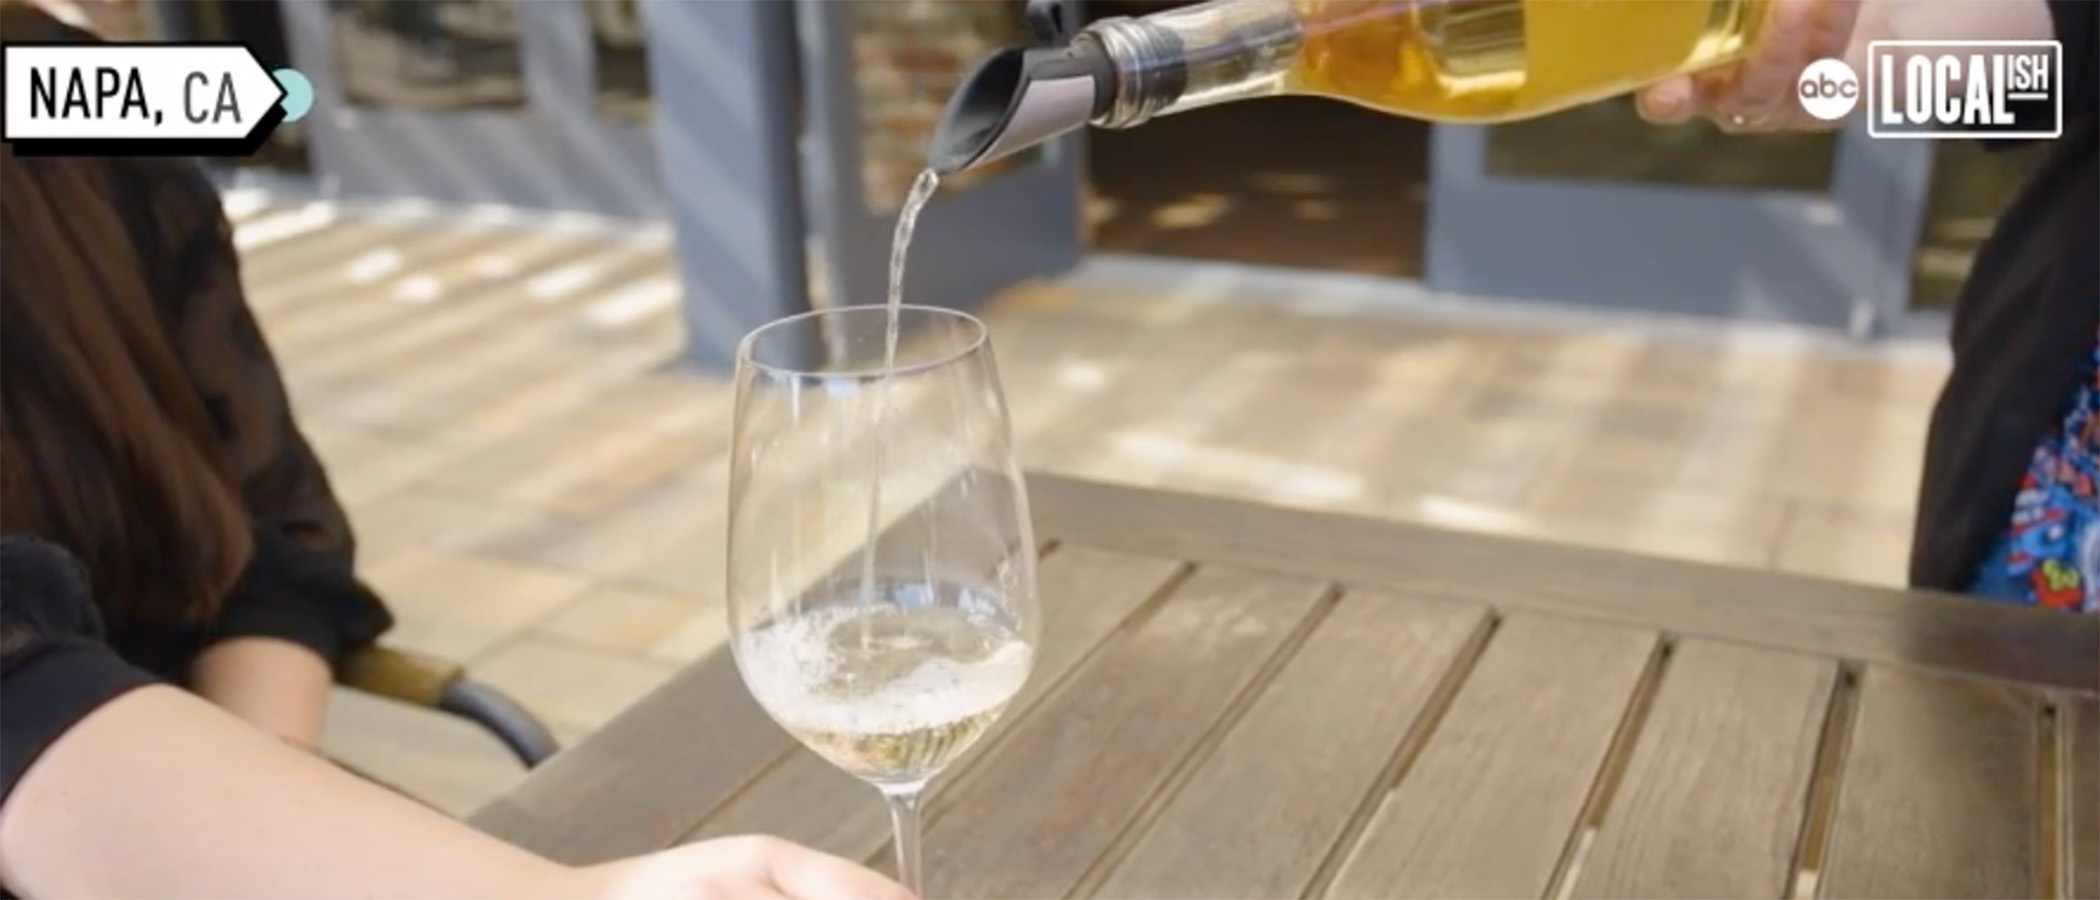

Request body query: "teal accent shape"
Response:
[272, 68, 314, 123]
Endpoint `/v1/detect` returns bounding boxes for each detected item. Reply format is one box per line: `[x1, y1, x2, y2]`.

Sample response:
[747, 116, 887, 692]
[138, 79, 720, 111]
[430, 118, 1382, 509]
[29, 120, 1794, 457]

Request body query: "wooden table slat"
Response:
[682, 546, 1187, 857]
[1027, 473, 2100, 694]
[1821, 666, 2039, 899]
[2069, 696, 2100, 900]
[465, 647, 788, 863]
[1084, 589, 1491, 900]
[917, 565, 1331, 900]
[1570, 639, 1837, 899]
[1327, 615, 1660, 900]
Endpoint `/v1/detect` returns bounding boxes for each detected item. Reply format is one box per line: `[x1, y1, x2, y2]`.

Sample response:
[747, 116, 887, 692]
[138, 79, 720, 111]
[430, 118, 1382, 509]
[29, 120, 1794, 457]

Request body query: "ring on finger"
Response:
[1725, 110, 1772, 131]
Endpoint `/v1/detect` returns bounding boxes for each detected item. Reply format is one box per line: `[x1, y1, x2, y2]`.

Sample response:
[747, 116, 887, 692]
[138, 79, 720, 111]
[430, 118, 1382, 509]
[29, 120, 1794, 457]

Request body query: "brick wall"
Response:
[850, 0, 1035, 210]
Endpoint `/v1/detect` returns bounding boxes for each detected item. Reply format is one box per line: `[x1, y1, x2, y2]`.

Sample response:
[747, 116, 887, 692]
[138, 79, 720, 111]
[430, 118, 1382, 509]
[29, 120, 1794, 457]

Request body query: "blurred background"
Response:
[48, 0, 2042, 815]
[112, 0, 2039, 318]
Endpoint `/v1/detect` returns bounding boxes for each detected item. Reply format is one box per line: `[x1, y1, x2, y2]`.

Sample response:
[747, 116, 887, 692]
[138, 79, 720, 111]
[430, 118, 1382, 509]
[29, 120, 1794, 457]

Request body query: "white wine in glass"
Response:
[726, 305, 1039, 896]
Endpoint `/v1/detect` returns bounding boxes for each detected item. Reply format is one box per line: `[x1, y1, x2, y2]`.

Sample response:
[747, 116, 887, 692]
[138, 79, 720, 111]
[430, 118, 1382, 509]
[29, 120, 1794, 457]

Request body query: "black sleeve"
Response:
[0, 537, 157, 808]
[205, 527, 392, 672]
[1975, 0, 2095, 151]
[2053, 0, 2097, 116]
[108, 157, 393, 675]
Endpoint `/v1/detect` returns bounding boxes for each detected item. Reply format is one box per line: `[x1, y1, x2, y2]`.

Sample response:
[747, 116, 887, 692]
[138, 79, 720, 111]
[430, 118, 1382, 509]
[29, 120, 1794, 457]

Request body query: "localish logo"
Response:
[1867, 40, 2062, 139]
[2, 42, 305, 156]
[1796, 58, 1862, 121]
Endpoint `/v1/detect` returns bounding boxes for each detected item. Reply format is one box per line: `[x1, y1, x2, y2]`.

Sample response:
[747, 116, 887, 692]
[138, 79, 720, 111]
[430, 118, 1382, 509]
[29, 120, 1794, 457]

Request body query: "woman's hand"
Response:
[1634, 0, 1865, 133]
[564, 836, 915, 900]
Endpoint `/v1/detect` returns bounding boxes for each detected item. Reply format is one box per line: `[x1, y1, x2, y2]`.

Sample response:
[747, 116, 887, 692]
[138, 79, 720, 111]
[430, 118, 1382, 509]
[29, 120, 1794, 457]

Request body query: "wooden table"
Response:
[471, 473, 2100, 899]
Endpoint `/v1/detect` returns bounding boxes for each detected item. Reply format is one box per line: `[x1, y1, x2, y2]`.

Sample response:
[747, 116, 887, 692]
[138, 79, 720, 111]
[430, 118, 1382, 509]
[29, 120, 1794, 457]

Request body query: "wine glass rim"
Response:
[737, 304, 990, 380]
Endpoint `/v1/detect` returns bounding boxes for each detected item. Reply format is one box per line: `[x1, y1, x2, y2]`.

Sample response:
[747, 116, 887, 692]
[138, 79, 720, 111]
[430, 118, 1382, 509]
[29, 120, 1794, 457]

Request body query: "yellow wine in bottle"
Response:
[1288, 0, 1770, 122]
[931, 0, 1776, 173]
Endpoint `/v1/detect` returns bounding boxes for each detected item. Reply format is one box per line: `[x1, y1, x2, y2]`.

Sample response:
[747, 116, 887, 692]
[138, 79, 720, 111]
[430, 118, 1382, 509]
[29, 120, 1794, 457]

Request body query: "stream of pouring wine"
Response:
[858, 169, 943, 643]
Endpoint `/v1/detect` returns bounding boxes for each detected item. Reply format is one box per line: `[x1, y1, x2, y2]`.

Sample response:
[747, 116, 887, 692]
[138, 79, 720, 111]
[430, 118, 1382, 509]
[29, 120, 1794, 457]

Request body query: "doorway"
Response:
[1079, 1, 1432, 279]
[796, 0, 1086, 312]
[277, 0, 661, 217]
[1428, 99, 1930, 331]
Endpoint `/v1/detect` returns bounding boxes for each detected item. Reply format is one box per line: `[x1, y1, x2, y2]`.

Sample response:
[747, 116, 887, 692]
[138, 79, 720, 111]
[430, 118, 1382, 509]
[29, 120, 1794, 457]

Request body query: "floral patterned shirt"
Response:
[1968, 328, 2100, 613]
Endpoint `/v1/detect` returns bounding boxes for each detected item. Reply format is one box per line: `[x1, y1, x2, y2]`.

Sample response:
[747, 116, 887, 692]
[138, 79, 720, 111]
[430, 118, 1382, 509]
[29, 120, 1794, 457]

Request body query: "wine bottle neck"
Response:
[1088, 1, 1304, 129]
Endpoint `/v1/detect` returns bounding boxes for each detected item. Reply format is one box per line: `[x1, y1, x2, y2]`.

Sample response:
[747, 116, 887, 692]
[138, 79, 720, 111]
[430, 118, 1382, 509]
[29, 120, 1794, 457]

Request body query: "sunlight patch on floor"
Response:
[1110, 432, 1364, 503]
[1150, 193, 1234, 229]
[1444, 334, 1633, 511]
[454, 203, 529, 228]
[1069, 354, 1284, 486]
[1412, 495, 1531, 533]
[370, 197, 443, 221]
[526, 262, 604, 301]
[220, 186, 274, 221]
[1624, 339, 1806, 561]
[1248, 172, 1333, 195]
[473, 251, 527, 279]
[390, 275, 443, 304]
[1056, 360, 1111, 390]
[344, 247, 405, 285]
[233, 201, 338, 251]
[585, 277, 680, 329]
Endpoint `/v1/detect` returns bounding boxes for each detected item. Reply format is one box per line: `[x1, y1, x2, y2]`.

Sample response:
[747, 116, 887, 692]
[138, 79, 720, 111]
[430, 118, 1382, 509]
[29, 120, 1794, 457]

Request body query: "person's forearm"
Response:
[190, 637, 333, 748]
[0, 684, 573, 900]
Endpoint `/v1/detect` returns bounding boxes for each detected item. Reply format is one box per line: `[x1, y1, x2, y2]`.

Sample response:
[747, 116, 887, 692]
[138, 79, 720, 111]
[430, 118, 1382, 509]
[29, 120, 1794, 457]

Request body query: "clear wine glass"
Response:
[725, 305, 1039, 896]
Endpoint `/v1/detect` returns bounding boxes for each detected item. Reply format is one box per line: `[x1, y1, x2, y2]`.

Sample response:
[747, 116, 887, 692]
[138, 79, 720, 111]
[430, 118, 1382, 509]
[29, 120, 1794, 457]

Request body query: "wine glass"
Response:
[725, 304, 1039, 896]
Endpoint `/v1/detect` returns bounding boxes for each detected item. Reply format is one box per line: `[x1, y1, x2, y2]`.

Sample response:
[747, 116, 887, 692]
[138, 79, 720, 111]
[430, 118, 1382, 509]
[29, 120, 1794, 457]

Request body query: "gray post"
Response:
[640, 0, 810, 371]
[139, 0, 194, 41]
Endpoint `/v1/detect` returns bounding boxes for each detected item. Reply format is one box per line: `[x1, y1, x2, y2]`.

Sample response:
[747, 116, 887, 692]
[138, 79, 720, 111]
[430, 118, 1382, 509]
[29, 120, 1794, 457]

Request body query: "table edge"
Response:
[1022, 471, 2100, 695]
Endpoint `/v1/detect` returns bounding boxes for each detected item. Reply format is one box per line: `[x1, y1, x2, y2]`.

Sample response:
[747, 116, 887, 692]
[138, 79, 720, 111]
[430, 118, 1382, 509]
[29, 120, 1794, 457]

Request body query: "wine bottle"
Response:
[932, 0, 1773, 174]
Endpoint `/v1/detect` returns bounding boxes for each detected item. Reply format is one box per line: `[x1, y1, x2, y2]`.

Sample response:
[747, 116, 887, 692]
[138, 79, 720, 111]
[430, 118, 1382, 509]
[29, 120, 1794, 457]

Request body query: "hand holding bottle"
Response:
[1634, 0, 1865, 133]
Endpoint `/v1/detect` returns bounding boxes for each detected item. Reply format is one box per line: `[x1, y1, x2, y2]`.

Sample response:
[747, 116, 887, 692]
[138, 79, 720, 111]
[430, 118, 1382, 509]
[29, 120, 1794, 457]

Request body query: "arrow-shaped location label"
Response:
[3, 42, 289, 156]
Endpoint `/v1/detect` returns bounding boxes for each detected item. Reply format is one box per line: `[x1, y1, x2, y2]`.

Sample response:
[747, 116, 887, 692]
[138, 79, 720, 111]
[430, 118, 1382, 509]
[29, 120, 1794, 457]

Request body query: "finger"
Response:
[1714, 0, 1819, 126]
[1688, 69, 1743, 125]
[582, 855, 794, 900]
[1806, 0, 1863, 62]
[754, 840, 916, 900]
[714, 882, 792, 900]
[1635, 76, 1697, 124]
[1697, 73, 1782, 135]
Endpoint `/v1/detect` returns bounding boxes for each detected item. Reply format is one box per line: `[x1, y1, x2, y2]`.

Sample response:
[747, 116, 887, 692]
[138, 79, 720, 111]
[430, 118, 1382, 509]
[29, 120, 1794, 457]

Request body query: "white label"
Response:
[3, 44, 287, 146]
[1864, 40, 2064, 140]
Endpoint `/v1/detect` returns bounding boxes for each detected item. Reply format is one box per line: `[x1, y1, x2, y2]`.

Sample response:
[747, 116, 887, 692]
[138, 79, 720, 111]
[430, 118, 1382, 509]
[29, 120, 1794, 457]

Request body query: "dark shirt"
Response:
[0, 0, 393, 678]
[0, 537, 155, 810]
[0, 7, 392, 677]
[51, 150, 395, 682]
[1912, 0, 2100, 593]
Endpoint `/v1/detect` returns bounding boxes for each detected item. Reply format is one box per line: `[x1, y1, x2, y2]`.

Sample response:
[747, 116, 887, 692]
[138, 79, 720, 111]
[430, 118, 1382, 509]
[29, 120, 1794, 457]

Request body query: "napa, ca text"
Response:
[21, 65, 247, 127]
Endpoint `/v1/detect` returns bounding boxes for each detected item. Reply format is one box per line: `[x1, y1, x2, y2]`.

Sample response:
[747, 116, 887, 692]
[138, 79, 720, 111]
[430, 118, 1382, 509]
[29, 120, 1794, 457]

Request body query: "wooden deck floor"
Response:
[220, 191, 1953, 817]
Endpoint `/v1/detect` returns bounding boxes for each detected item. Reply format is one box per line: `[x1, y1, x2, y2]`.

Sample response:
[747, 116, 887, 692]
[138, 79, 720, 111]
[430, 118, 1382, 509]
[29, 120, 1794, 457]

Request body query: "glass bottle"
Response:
[931, 0, 1773, 174]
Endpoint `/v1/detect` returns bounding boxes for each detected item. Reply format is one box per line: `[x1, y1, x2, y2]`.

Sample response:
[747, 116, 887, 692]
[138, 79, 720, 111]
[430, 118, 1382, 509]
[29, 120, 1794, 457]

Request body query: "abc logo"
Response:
[1796, 58, 1861, 121]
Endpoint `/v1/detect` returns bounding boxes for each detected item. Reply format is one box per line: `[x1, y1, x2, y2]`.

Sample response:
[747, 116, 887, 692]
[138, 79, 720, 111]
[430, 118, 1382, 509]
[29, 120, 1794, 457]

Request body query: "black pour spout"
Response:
[926, 0, 1116, 175]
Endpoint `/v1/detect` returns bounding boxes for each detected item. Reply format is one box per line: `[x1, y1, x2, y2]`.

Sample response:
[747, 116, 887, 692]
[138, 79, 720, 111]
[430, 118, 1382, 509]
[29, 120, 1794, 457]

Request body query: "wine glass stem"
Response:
[880, 785, 925, 895]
